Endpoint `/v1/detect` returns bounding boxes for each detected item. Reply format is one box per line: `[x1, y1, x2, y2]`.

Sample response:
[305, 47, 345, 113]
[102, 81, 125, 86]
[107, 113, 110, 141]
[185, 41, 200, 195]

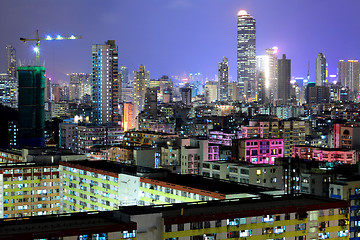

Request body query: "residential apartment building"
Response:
[330, 176, 360, 240]
[0, 162, 60, 218]
[202, 161, 284, 190]
[0, 195, 349, 240]
[59, 160, 279, 213]
[232, 138, 284, 165]
[293, 146, 358, 164]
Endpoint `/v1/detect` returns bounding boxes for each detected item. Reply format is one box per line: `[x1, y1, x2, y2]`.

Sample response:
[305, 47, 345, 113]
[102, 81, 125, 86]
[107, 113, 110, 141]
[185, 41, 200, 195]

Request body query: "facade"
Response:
[330, 176, 360, 240]
[92, 40, 120, 125]
[277, 54, 291, 105]
[292, 146, 358, 164]
[69, 73, 92, 102]
[143, 87, 157, 117]
[59, 123, 123, 154]
[237, 10, 256, 100]
[204, 81, 218, 103]
[346, 60, 359, 101]
[202, 161, 284, 190]
[181, 87, 192, 106]
[232, 138, 284, 165]
[0, 73, 17, 108]
[0, 195, 350, 240]
[133, 65, 150, 115]
[59, 160, 277, 212]
[334, 123, 360, 149]
[316, 52, 327, 86]
[123, 131, 178, 147]
[218, 56, 229, 101]
[0, 162, 60, 218]
[18, 66, 45, 148]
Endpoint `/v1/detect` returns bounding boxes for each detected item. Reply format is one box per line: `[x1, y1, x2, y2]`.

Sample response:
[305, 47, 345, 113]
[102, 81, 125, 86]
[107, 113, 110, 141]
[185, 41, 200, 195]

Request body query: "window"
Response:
[178, 223, 184, 231]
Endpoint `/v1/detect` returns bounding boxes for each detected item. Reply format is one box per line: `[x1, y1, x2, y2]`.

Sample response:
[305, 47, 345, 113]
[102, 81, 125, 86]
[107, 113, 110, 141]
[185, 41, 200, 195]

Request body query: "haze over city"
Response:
[1, 0, 360, 83]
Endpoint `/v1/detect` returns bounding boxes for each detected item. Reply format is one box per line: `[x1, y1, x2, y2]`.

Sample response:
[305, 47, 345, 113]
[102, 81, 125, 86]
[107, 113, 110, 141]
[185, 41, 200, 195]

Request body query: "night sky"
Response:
[1, 0, 360, 83]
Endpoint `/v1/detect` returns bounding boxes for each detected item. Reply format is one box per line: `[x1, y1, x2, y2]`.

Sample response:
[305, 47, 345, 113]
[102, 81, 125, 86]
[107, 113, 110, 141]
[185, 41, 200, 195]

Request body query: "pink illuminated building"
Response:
[292, 146, 358, 164]
[232, 138, 284, 165]
[334, 123, 360, 149]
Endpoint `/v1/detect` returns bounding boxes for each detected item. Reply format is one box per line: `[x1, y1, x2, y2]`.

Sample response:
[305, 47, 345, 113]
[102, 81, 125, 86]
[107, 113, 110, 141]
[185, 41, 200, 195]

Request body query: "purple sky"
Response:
[1, 0, 360, 83]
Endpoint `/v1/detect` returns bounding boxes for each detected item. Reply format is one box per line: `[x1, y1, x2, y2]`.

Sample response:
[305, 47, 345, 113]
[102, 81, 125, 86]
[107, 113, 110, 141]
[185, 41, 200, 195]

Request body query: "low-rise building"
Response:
[293, 145, 358, 164]
[232, 138, 284, 165]
[59, 160, 279, 213]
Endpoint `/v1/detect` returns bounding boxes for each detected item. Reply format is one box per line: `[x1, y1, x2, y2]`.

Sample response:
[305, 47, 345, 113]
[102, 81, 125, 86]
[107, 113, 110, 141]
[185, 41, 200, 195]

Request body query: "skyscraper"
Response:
[18, 66, 45, 147]
[92, 40, 120, 125]
[237, 10, 256, 101]
[6, 44, 17, 79]
[120, 66, 129, 88]
[338, 60, 345, 86]
[218, 57, 229, 101]
[133, 65, 149, 115]
[277, 54, 291, 105]
[346, 60, 359, 101]
[69, 73, 92, 102]
[316, 52, 327, 86]
[143, 87, 157, 117]
[256, 47, 278, 103]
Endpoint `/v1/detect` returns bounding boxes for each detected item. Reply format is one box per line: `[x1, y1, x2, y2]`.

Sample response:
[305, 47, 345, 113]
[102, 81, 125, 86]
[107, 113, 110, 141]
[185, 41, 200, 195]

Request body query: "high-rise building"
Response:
[92, 40, 120, 125]
[0, 73, 17, 108]
[338, 60, 345, 86]
[316, 52, 327, 86]
[180, 87, 192, 106]
[237, 10, 256, 100]
[69, 73, 92, 102]
[265, 47, 278, 100]
[120, 65, 129, 88]
[218, 57, 229, 101]
[205, 81, 218, 103]
[256, 47, 278, 103]
[143, 87, 157, 117]
[18, 66, 45, 147]
[277, 54, 291, 105]
[346, 60, 359, 100]
[6, 44, 17, 79]
[256, 71, 265, 103]
[133, 65, 149, 114]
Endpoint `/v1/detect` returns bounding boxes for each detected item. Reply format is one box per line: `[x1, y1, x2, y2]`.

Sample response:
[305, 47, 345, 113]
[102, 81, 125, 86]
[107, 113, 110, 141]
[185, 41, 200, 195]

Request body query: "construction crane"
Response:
[20, 29, 81, 65]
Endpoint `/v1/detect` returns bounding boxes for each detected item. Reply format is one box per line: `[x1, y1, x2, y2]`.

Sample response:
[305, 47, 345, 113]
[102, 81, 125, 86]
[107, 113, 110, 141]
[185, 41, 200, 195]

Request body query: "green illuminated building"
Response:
[18, 66, 45, 147]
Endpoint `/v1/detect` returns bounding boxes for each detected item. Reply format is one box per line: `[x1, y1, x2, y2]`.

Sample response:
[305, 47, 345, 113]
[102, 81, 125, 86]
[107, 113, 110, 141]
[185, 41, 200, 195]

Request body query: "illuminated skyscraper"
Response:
[218, 57, 229, 101]
[277, 54, 291, 105]
[346, 60, 359, 101]
[237, 10, 256, 100]
[6, 44, 17, 79]
[133, 65, 149, 114]
[256, 47, 278, 103]
[338, 60, 345, 86]
[316, 52, 327, 86]
[92, 40, 120, 125]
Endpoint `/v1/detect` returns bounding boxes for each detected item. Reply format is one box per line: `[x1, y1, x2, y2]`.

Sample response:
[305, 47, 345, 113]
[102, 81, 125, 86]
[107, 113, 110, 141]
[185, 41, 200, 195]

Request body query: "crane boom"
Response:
[20, 29, 81, 65]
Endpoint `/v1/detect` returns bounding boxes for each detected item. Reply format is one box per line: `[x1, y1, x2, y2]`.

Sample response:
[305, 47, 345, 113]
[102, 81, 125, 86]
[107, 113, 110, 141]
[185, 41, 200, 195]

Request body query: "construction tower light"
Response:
[20, 29, 82, 65]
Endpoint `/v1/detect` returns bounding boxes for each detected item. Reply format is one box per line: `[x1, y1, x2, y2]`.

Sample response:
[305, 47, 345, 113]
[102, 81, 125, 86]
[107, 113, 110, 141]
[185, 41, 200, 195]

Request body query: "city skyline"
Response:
[0, 0, 360, 83]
